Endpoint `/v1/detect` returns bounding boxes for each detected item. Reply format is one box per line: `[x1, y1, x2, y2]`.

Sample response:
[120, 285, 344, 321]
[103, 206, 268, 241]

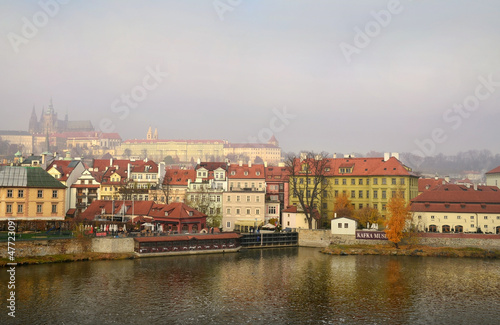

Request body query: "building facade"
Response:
[0, 166, 66, 220]
[411, 184, 500, 234]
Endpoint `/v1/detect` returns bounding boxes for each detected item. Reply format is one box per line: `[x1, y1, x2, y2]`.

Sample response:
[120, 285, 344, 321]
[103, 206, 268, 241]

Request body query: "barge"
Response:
[134, 233, 242, 257]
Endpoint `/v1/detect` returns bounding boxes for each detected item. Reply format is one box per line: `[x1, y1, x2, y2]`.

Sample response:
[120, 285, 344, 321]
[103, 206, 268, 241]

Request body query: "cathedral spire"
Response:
[29, 105, 38, 134]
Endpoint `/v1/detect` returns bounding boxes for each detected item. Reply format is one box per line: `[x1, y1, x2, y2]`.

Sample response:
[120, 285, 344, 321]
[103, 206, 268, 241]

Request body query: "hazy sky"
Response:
[1, 0, 499, 156]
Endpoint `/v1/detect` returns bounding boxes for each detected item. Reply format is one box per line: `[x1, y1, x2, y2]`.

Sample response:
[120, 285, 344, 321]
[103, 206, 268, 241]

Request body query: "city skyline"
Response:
[1, 0, 500, 155]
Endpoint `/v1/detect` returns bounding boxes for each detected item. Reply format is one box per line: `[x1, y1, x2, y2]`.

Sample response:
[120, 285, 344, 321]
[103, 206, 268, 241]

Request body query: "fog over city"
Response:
[1, 0, 499, 156]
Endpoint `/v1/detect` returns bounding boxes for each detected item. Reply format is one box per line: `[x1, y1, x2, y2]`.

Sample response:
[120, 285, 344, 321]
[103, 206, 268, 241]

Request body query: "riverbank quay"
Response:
[321, 244, 500, 258]
[0, 252, 135, 266]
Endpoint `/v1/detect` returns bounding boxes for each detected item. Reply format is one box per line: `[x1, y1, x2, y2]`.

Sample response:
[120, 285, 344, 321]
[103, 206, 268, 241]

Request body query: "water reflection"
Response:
[1, 248, 499, 324]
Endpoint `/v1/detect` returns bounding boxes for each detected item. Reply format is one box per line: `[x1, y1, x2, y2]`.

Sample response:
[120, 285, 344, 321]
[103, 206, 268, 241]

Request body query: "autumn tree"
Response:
[355, 206, 381, 229]
[384, 191, 412, 249]
[333, 193, 354, 219]
[286, 151, 330, 229]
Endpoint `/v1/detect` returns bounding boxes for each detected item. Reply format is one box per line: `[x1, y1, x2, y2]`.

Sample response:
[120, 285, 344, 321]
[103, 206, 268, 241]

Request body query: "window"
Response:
[484, 216, 488, 220]
[247, 196, 251, 202]
[392, 191, 396, 198]
[269, 206, 276, 214]
[366, 190, 369, 198]
[400, 178, 405, 185]
[18, 190, 24, 198]
[334, 190, 338, 197]
[351, 190, 355, 198]
[344, 223, 349, 228]
[351, 179, 355, 185]
[382, 204, 386, 211]
[256, 196, 260, 202]
[226, 221, 231, 228]
[382, 178, 386, 185]
[444, 216, 448, 219]
[392, 178, 396, 185]
[236, 208, 240, 215]
[373, 190, 378, 199]
[338, 223, 342, 228]
[470, 216, 474, 219]
[382, 191, 386, 199]
[37, 204, 42, 213]
[227, 195, 231, 202]
[227, 208, 231, 214]
[256, 209, 260, 215]
[334, 179, 339, 185]
[17, 204, 23, 213]
[359, 204, 363, 209]
[366, 179, 370, 185]
[52, 204, 57, 213]
[38, 190, 43, 198]
[359, 179, 363, 185]
[246, 209, 251, 215]
[359, 190, 363, 198]
[237, 196, 241, 202]
[373, 204, 378, 210]
[431, 216, 435, 220]
[52, 190, 58, 198]
[457, 216, 461, 219]
[418, 215, 422, 219]
[323, 203, 327, 209]
[7, 190, 13, 198]
[342, 179, 346, 185]
[6, 204, 12, 214]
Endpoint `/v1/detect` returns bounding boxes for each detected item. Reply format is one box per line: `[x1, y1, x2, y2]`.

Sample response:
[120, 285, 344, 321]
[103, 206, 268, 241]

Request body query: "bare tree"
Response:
[286, 151, 330, 229]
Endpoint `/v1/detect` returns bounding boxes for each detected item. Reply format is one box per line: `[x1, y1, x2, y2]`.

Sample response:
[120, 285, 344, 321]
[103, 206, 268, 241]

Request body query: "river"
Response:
[1, 247, 499, 324]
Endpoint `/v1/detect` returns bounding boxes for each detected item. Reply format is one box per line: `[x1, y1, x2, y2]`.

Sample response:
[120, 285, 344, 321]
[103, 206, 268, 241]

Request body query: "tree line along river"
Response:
[1, 247, 499, 324]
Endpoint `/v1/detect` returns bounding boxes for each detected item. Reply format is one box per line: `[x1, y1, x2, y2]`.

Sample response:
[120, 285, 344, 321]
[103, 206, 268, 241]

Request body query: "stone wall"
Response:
[298, 229, 500, 249]
[0, 237, 135, 258]
[91, 238, 135, 253]
[0, 239, 88, 258]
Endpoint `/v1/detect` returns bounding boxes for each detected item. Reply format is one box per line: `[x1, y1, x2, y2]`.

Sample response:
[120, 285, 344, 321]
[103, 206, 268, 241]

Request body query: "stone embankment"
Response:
[297, 229, 500, 250]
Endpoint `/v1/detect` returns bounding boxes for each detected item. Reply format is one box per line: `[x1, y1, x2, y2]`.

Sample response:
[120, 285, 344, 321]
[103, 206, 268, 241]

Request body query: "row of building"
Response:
[1, 153, 500, 234]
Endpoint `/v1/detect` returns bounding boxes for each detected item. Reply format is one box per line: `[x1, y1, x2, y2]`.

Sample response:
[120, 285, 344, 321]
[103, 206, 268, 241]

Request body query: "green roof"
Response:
[0, 166, 66, 189]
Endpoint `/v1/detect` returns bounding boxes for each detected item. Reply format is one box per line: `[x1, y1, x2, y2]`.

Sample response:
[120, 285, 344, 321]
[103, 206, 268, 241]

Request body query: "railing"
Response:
[240, 232, 298, 247]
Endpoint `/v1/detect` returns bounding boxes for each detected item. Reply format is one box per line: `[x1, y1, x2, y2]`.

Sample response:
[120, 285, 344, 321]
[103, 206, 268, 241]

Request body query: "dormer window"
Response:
[189, 211, 193, 216]
[256, 171, 260, 176]
[231, 171, 235, 175]
[244, 171, 248, 176]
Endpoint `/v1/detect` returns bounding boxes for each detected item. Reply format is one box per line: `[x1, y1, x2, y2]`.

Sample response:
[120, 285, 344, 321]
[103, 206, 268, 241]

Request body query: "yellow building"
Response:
[288, 154, 419, 220]
[0, 166, 66, 220]
[223, 136, 282, 165]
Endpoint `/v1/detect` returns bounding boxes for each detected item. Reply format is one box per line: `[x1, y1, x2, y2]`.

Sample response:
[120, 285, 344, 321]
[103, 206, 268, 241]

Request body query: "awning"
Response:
[235, 220, 264, 227]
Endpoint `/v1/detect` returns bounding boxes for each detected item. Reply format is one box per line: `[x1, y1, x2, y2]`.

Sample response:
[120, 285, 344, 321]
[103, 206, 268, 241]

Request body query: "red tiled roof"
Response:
[228, 164, 266, 179]
[101, 133, 122, 140]
[411, 184, 500, 213]
[265, 166, 289, 181]
[224, 143, 278, 148]
[282, 205, 320, 219]
[148, 202, 207, 220]
[291, 157, 413, 177]
[163, 169, 195, 186]
[486, 165, 500, 174]
[418, 178, 448, 192]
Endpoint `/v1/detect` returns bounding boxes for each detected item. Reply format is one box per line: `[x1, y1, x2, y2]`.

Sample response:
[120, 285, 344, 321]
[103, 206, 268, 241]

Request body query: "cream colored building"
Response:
[222, 162, 266, 231]
[411, 184, 500, 234]
[281, 206, 320, 230]
[0, 166, 66, 220]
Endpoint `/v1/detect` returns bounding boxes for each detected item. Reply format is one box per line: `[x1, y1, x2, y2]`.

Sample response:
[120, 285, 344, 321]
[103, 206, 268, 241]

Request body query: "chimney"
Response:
[110, 158, 113, 166]
[264, 161, 267, 167]
[197, 158, 201, 165]
[239, 160, 243, 167]
[384, 152, 390, 161]
[391, 152, 400, 160]
[445, 176, 450, 183]
[333, 153, 337, 159]
[474, 183, 478, 191]
[127, 163, 131, 179]
[248, 160, 252, 168]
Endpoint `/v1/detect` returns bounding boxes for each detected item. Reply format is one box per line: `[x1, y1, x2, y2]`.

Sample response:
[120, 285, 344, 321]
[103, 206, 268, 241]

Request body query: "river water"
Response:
[1, 247, 500, 325]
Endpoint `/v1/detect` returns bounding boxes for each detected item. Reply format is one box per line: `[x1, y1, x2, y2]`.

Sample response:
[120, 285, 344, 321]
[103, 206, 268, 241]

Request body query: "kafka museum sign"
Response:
[355, 231, 388, 240]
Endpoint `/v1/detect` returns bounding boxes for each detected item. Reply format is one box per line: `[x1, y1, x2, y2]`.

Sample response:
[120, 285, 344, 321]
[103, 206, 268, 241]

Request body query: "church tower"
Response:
[153, 128, 158, 140]
[28, 106, 39, 134]
[147, 126, 152, 140]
